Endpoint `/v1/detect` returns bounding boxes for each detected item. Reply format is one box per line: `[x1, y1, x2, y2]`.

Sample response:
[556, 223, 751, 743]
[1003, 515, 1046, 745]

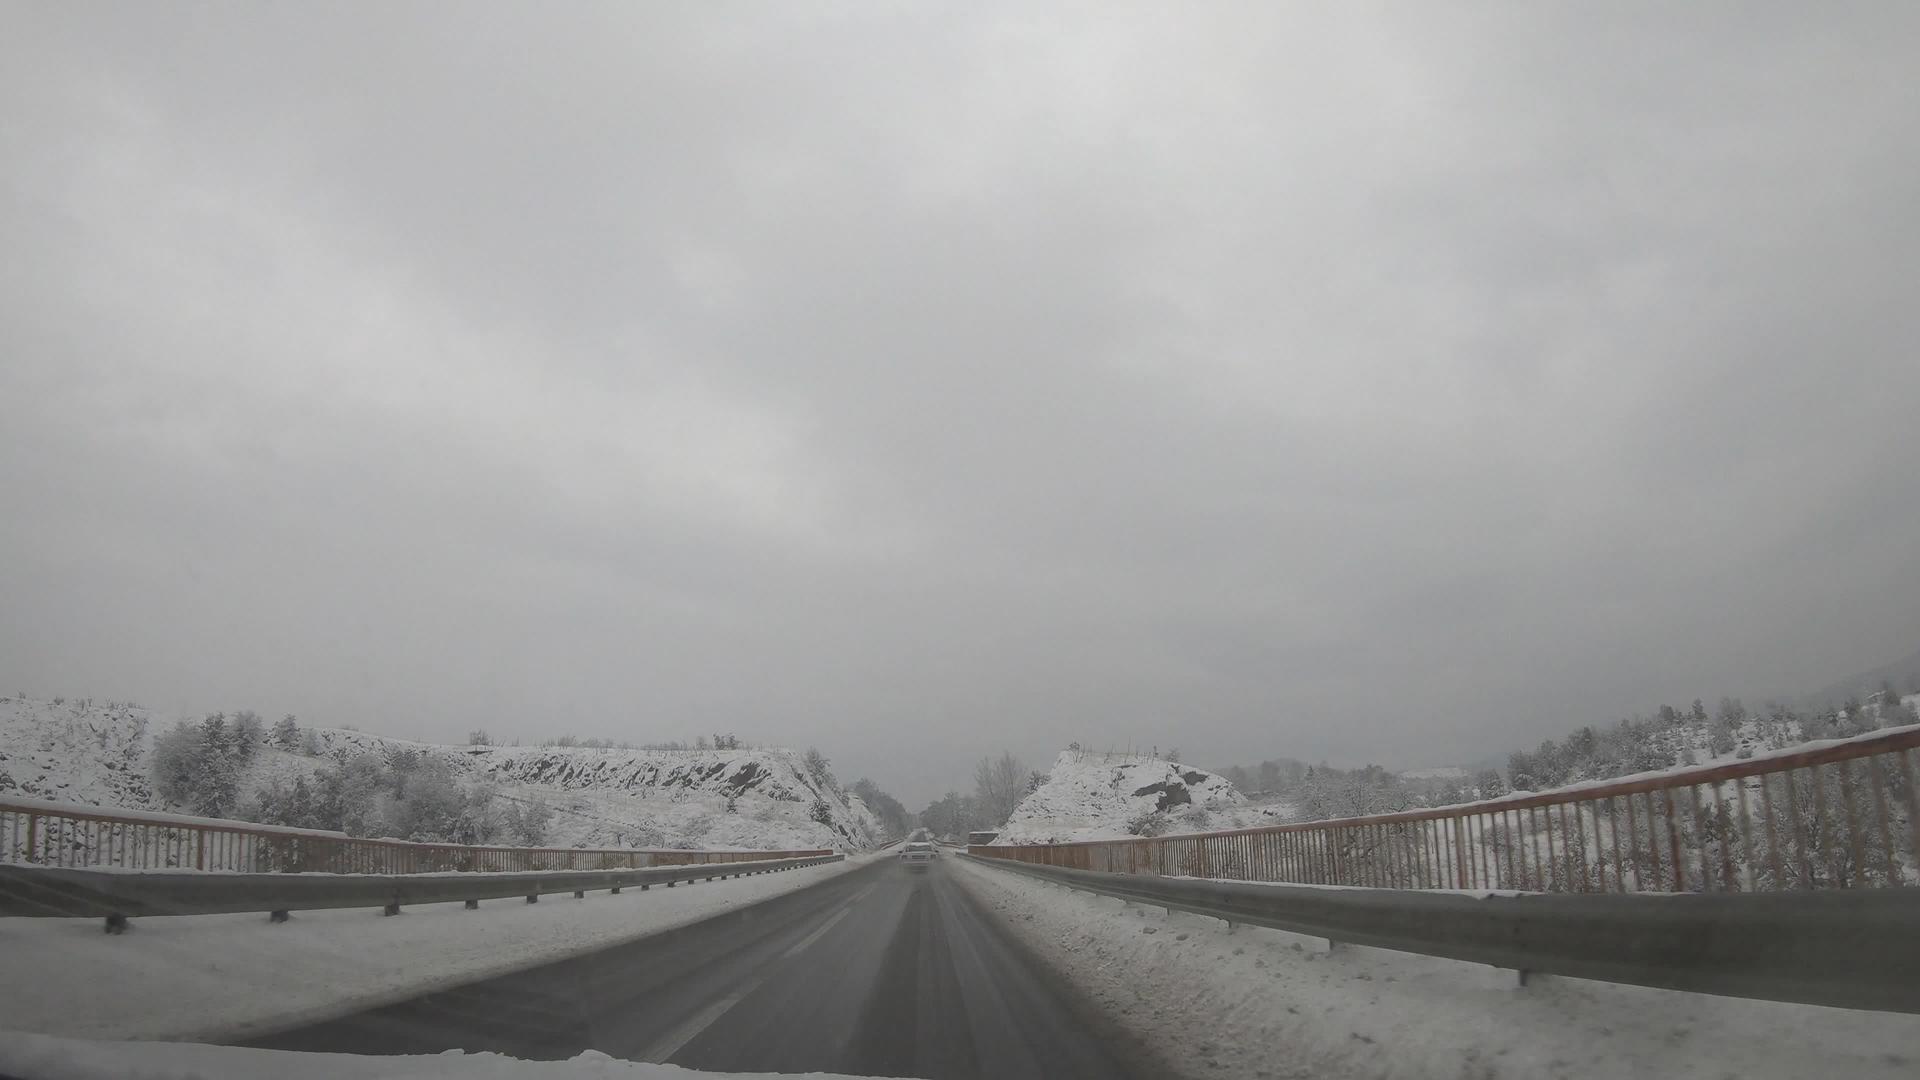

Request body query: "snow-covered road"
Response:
[0, 853, 878, 1042]
[242, 855, 1163, 1079]
[0, 1032, 864, 1080]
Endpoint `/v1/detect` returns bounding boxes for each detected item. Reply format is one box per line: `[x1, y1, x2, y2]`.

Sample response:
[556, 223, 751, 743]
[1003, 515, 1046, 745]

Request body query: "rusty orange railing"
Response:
[0, 796, 831, 874]
[973, 725, 1920, 893]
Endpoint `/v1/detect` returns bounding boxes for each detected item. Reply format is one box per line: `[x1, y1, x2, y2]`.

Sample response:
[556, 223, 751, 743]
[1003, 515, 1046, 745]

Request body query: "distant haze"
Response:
[3, 5, 1918, 805]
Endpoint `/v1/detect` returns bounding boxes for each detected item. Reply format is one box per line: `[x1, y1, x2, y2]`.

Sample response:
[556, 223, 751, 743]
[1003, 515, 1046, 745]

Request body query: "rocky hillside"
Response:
[994, 750, 1287, 844]
[0, 697, 156, 809]
[0, 696, 880, 851]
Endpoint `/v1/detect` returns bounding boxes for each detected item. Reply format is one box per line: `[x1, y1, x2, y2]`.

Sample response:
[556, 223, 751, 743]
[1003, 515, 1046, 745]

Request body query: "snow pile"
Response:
[951, 855, 1920, 1080]
[995, 750, 1284, 844]
[0, 697, 880, 852]
[0, 854, 876, 1043]
[0, 1032, 870, 1079]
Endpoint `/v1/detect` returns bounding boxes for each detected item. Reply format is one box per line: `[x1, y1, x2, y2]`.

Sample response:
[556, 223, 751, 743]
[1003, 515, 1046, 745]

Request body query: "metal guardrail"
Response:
[0, 853, 844, 931]
[975, 724, 1920, 893]
[0, 795, 833, 874]
[967, 856, 1920, 1013]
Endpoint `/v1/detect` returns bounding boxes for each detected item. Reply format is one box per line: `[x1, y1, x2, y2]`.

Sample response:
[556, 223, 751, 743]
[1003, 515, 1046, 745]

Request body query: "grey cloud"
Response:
[4, 4, 1918, 804]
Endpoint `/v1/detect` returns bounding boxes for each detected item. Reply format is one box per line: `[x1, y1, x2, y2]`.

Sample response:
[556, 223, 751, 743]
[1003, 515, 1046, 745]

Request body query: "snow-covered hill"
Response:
[994, 750, 1287, 844]
[0, 697, 157, 808]
[0, 697, 879, 851]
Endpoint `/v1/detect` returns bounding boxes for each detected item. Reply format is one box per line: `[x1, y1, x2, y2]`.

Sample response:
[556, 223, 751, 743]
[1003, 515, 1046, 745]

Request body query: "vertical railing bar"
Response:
[1566, 802, 1589, 892]
[1759, 771, 1783, 890]
[1606, 796, 1625, 892]
[1866, 754, 1895, 887]
[1479, 812, 1496, 890]
[1715, 781, 1736, 892]
[1661, 788, 1684, 892]
[1536, 805, 1554, 891]
[1839, 758, 1866, 888]
[1787, 767, 1811, 889]
[1809, 763, 1829, 887]
[1427, 818, 1442, 889]
[1464, 813, 1479, 890]
[1735, 777, 1755, 892]
[1589, 797, 1607, 892]
[1903, 749, 1920, 886]
[1686, 784, 1711, 893]
[1489, 807, 1505, 883]
[1454, 816, 1469, 890]
[1413, 820, 1427, 888]
[1407, 822, 1421, 888]
[1413, 820, 1427, 889]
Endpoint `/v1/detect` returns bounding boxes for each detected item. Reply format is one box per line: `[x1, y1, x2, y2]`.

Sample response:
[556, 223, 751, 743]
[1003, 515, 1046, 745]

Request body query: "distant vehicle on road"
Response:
[900, 841, 936, 868]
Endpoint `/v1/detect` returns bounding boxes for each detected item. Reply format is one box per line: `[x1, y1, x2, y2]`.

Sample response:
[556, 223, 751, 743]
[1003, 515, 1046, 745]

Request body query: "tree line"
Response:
[1208, 686, 1920, 826]
[150, 712, 551, 844]
[916, 751, 1038, 839]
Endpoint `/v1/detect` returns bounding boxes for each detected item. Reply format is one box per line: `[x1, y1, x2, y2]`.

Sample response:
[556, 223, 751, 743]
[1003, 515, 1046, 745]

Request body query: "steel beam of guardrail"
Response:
[0, 854, 843, 931]
[967, 856, 1920, 1014]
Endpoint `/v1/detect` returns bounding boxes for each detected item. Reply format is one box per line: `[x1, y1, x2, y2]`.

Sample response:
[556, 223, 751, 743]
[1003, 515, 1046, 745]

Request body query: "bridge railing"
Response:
[974, 724, 1920, 893]
[0, 795, 831, 874]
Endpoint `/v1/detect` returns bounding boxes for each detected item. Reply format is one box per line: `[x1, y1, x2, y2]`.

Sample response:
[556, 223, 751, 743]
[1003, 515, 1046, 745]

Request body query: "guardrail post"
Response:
[526, 893, 538, 903]
[383, 901, 401, 916]
[269, 910, 290, 923]
[464, 899, 478, 909]
[573, 889, 585, 899]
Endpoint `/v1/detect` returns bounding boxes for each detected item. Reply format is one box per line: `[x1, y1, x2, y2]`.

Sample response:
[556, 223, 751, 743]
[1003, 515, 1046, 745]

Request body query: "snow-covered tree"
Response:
[230, 711, 264, 762]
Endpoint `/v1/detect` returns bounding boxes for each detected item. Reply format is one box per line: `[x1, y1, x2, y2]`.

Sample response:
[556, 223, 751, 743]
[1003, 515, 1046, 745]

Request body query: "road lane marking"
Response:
[639, 881, 880, 1062]
[639, 992, 751, 1063]
[780, 884, 875, 959]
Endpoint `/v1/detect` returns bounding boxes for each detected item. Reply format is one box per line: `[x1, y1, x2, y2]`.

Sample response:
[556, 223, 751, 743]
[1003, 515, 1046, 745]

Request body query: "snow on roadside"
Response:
[0, 854, 884, 1043]
[0, 1031, 874, 1080]
[949, 855, 1920, 1080]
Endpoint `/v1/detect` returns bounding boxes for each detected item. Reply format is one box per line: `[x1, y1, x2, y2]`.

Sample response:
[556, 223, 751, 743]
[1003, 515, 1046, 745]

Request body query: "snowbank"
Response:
[995, 750, 1284, 844]
[950, 855, 1920, 1080]
[0, 1031, 871, 1080]
[0, 854, 882, 1042]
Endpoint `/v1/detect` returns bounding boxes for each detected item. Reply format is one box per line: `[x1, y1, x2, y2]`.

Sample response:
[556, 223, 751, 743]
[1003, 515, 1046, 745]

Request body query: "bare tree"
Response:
[972, 751, 1028, 827]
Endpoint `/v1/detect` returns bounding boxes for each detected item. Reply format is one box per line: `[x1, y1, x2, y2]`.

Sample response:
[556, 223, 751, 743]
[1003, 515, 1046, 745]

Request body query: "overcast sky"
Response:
[4, 4, 1917, 805]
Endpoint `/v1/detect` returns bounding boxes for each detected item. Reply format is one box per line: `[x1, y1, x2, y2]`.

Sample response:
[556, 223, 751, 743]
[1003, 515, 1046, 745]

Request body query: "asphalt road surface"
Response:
[239, 855, 1164, 1079]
